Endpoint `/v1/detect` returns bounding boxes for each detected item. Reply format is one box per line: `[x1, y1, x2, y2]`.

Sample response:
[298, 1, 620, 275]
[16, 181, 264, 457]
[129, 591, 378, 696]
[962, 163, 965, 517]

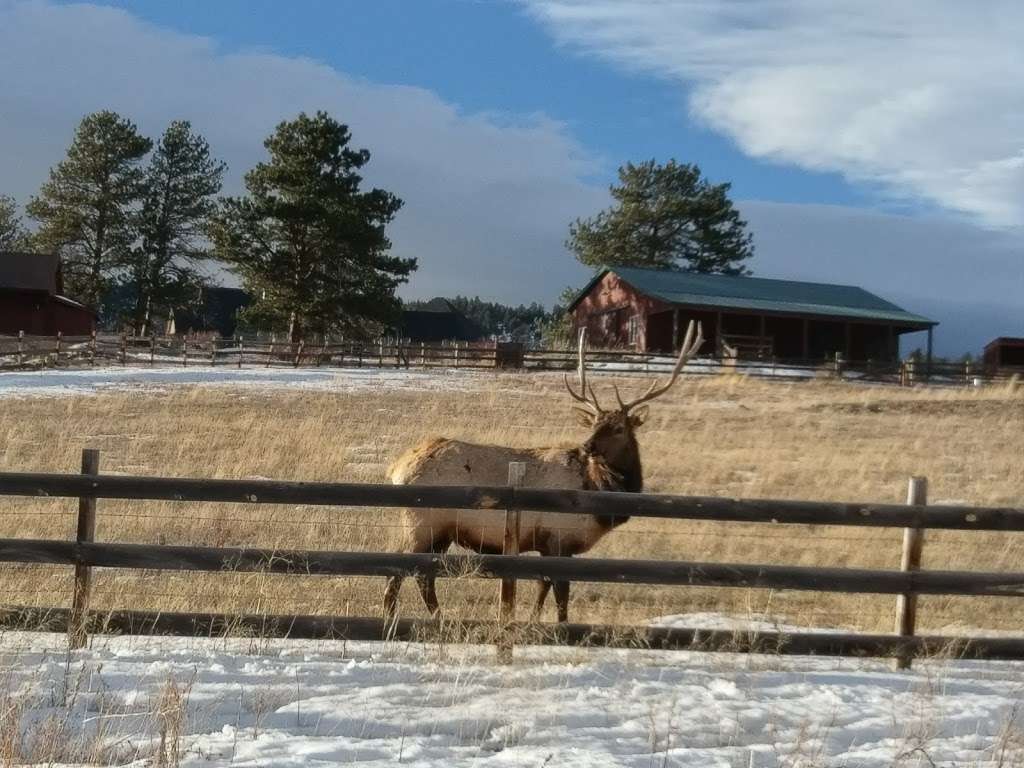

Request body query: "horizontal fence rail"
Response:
[7, 607, 1024, 660]
[1, 470, 1022, 531]
[3, 539, 1024, 597]
[2, 332, 1018, 386]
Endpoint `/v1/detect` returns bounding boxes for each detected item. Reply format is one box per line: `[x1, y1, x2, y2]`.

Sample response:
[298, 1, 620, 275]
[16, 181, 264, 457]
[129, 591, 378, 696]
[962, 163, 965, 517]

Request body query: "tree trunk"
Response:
[289, 312, 302, 344]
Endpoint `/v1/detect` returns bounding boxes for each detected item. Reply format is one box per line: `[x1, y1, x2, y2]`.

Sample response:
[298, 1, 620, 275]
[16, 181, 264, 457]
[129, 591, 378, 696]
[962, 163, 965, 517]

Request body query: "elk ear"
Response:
[629, 405, 650, 428]
[574, 407, 596, 427]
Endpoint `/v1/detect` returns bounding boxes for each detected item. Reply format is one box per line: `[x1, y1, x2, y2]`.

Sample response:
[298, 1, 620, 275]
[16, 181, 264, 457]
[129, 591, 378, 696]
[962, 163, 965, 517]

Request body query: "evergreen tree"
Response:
[209, 112, 415, 342]
[127, 121, 225, 334]
[0, 195, 29, 251]
[26, 111, 152, 308]
[568, 159, 753, 275]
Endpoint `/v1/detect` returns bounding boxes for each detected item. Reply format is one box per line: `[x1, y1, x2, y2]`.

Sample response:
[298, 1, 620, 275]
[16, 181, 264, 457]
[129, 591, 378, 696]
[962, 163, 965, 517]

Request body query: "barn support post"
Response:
[498, 461, 527, 662]
[69, 448, 100, 650]
[16, 330, 23, 366]
[926, 327, 934, 381]
[895, 476, 928, 669]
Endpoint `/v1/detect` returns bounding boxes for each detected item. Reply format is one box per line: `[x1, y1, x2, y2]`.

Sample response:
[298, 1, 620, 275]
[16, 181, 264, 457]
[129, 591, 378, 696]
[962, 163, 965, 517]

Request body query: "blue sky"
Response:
[1, 0, 1021, 354]
[93, 0, 862, 207]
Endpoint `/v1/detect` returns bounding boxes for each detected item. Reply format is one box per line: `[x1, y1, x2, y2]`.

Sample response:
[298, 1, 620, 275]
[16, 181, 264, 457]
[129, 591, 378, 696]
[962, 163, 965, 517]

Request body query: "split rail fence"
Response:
[2, 332, 1018, 386]
[2, 450, 1024, 665]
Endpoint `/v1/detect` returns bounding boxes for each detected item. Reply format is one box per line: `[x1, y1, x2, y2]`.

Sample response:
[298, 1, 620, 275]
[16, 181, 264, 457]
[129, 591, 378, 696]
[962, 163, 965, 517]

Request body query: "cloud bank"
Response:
[0, 0, 604, 302]
[524, 0, 1024, 228]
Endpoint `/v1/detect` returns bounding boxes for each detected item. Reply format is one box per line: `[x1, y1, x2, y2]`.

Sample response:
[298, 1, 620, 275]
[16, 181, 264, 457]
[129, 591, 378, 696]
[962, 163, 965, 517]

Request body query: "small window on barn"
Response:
[627, 315, 640, 345]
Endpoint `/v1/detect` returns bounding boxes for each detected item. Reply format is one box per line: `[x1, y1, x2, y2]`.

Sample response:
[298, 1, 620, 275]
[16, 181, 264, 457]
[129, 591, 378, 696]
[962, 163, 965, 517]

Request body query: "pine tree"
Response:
[568, 159, 753, 275]
[26, 111, 152, 308]
[209, 111, 415, 342]
[127, 121, 225, 334]
[0, 195, 29, 251]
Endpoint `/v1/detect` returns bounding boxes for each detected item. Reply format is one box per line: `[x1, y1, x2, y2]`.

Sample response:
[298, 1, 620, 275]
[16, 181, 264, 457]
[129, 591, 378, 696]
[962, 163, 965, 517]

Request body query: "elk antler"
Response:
[615, 320, 704, 412]
[563, 327, 604, 415]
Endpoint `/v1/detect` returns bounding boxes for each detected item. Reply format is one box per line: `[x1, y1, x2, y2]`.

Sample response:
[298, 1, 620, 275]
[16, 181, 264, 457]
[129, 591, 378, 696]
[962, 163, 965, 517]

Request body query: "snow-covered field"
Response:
[3, 618, 1022, 767]
[0, 366, 490, 399]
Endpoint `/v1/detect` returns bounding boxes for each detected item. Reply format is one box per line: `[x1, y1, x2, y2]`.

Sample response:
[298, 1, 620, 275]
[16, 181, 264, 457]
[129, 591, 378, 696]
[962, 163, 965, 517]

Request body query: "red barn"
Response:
[567, 266, 936, 365]
[983, 338, 1024, 372]
[0, 251, 96, 336]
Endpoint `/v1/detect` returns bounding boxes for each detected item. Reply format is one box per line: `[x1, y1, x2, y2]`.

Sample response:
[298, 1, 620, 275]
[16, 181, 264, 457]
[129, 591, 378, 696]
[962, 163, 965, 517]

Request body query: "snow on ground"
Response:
[0, 366, 490, 399]
[3, 618, 1024, 767]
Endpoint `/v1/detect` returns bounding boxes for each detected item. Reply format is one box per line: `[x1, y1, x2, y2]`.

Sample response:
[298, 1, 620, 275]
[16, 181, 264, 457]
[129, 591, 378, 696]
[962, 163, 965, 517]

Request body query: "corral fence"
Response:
[2, 331, 1019, 386]
[2, 449, 1024, 665]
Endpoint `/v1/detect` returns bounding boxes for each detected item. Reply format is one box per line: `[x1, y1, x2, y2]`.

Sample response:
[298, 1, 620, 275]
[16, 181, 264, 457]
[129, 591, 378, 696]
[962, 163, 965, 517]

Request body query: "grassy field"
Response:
[0, 371, 1022, 634]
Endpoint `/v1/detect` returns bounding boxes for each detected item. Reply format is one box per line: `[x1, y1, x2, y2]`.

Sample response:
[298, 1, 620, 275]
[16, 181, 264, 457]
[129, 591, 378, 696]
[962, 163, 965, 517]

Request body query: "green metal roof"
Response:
[571, 266, 936, 328]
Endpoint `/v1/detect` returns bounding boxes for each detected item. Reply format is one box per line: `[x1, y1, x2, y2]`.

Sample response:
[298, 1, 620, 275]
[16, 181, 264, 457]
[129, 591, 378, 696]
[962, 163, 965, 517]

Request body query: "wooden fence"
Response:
[2, 450, 1024, 664]
[2, 332, 1019, 386]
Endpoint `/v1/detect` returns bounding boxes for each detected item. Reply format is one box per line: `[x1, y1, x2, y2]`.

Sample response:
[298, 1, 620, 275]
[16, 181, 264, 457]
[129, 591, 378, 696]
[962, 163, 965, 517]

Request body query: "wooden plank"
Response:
[0, 471, 1021, 531]
[5, 539, 1024, 597]
[895, 477, 928, 669]
[4, 606, 1024, 660]
[498, 462, 526, 661]
[68, 449, 100, 649]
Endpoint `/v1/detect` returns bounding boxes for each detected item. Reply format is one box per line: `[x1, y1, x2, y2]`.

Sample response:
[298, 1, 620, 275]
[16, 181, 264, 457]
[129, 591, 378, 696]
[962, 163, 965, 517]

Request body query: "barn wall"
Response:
[571, 273, 670, 351]
[0, 292, 95, 336]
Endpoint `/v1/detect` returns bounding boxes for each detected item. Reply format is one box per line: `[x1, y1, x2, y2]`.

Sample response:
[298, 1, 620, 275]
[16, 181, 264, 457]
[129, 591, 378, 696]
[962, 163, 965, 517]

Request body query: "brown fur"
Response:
[383, 409, 646, 623]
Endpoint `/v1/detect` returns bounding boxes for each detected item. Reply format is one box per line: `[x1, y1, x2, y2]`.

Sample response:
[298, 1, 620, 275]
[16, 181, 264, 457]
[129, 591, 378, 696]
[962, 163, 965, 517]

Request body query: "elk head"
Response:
[564, 321, 704, 478]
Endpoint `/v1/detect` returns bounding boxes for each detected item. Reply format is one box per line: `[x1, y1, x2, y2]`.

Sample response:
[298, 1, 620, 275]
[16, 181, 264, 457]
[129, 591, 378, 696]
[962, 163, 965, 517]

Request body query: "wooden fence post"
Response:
[454, 342, 460, 369]
[16, 330, 23, 366]
[182, 338, 188, 368]
[120, 333, 127, 366]
[55, 331, 62, 364]
[89, 330, 97, 366]
[150, 335, 155, 367]
[378, 339, 384, 368]
[895, 476, 927, 669]
[421, 342, 426, 368]
[498, 461, 526, 662]
[237, 336, 243, 369]
[68, 448, 100, 650]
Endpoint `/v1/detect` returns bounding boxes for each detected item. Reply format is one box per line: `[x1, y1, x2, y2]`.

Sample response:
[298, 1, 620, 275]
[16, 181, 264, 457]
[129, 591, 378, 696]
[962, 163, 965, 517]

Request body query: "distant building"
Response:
[983, 337, 1024, 372]
[397, 298, 484, 342]
[0, 251, 96, 335]
[568, 266, 937, 364]
[168, 287, 252, 338]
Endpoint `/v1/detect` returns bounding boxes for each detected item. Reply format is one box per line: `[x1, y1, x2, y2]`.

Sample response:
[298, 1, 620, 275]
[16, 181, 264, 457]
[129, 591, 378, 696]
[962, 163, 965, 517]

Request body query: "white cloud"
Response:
[523, 0, 1024, 228]
[0, 0, 603, 303]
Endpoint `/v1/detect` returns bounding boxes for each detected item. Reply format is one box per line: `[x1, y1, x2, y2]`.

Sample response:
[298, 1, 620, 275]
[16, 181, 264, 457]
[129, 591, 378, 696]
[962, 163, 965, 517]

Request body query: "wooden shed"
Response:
[568, 266, 936, 365]
[397, 298, 483, 343]
[0, 251, 96, 336]
[983, 338, 1024, 372]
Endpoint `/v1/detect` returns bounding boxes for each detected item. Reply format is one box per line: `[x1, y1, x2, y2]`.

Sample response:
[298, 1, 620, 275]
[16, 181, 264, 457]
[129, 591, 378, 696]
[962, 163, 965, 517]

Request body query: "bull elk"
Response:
[383, 321, 705, 622]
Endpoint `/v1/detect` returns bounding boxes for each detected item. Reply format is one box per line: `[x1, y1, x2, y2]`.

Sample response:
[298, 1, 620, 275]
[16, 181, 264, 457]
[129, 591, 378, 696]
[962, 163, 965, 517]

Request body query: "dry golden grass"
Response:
[0, 370, 1022, 634]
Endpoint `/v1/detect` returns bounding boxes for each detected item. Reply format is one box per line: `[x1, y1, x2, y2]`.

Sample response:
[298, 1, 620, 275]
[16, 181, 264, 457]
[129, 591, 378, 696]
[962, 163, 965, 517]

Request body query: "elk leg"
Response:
[553, 580, 570, 624]
[384, 526, 449, 619]
[531, 579, 552, 620]
[383, 576, 403, 620]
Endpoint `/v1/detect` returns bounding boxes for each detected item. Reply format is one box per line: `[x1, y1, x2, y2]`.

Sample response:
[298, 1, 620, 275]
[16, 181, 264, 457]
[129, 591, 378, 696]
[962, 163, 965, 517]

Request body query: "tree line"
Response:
[2, 110, 415, 342]
[2, 109, 752, 343]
